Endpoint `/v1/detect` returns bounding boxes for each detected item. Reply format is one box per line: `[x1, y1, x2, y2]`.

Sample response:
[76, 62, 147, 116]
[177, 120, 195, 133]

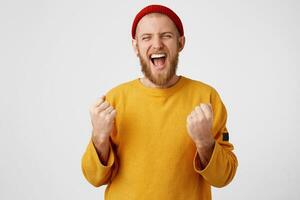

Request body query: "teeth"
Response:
[150, 53, 166, 59]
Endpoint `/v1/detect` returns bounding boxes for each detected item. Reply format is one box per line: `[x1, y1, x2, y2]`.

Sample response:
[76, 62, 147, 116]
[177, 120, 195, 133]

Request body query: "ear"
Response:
[132, 39, 139, 56]
[178, 36, 185, 52]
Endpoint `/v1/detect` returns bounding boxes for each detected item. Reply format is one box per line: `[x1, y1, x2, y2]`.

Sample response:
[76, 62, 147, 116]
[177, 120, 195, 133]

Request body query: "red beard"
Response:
[138, 51, 179, 86]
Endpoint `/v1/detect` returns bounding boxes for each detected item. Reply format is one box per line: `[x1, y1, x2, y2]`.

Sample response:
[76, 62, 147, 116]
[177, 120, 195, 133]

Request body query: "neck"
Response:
[140, 75, 180, 89]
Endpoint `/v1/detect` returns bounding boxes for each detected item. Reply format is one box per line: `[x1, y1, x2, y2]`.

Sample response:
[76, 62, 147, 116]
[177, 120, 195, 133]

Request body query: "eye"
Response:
[142, 36, 151, 41]
[162, 34, 172, 39]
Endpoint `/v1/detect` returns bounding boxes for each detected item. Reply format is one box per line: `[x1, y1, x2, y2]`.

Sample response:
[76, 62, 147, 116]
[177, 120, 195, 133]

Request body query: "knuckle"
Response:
[111, 109, 116, 114]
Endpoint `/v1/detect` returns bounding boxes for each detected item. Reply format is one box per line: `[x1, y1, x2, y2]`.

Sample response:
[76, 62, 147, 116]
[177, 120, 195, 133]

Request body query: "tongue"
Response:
[153, 57, 165, 66]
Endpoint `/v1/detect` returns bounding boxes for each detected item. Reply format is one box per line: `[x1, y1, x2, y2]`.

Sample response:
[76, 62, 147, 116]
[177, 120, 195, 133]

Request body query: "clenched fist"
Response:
[89, 96, 116, 145]
[186, 103, 214, 148]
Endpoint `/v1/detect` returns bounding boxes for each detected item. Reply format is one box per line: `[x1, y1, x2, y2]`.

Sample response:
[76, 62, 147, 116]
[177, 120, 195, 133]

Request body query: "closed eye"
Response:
[142, 37, 150, 41]
[162, 34, 172, 39]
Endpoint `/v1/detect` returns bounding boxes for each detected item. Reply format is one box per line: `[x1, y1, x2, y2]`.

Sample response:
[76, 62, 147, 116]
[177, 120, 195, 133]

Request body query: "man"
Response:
[82, 4, 238, 200]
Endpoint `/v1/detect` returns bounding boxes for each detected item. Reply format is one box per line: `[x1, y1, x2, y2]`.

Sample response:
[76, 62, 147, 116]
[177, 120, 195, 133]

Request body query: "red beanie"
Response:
[131, 4, 184, 39]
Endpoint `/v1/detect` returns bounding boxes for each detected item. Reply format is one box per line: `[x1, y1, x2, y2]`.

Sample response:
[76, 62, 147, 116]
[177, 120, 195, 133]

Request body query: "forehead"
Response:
[136, 13, 178, 35]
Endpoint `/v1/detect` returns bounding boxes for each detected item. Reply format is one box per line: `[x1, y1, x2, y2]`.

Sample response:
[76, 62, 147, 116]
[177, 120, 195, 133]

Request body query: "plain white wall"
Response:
[0, 0, 299, 199]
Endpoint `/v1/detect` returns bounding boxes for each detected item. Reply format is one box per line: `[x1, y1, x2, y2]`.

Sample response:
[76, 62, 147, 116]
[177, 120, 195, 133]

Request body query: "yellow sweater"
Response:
[82, 76, 238, 200]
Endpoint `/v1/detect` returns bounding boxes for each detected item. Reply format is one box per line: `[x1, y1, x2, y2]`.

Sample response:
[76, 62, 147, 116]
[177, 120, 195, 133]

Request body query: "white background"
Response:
[0, 0, 299, 199]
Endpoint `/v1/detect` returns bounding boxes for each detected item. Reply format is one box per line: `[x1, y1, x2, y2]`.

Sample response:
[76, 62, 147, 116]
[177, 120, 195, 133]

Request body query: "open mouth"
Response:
[150, 53, 167, 69]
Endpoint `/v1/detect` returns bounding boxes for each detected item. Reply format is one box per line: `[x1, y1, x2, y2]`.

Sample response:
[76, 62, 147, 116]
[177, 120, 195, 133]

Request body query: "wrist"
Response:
[92, 133, 110, 148]
[195, 139, 215, 152]
[195, 140, 215, 169]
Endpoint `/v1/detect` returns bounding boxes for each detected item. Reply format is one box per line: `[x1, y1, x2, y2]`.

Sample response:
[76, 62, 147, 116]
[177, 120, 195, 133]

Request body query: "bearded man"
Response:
[82, 4, 238, 200]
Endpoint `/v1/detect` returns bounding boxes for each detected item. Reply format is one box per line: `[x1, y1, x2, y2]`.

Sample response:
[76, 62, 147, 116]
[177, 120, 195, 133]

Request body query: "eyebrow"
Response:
[140, 33, 151, 37]
[161, 32, 174, 36]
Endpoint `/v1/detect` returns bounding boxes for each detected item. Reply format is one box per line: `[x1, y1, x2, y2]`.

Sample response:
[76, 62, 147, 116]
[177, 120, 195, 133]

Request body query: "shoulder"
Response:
[105, 79, 137, 104]
[184, 77, 227, 118]
[183, 76, 218, 95]
[182, 76, 225, 107]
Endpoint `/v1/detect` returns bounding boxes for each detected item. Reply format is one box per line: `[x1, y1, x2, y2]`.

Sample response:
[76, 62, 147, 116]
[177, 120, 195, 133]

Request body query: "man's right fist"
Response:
[89, 96, 116, 144]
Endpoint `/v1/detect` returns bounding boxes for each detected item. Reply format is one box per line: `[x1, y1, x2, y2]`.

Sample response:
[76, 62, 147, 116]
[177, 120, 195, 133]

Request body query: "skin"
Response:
[90, 13, 215, 169]
[132, 13, 184, 88]
[90, 95, 116, 165]
[187, 104, 215, 168]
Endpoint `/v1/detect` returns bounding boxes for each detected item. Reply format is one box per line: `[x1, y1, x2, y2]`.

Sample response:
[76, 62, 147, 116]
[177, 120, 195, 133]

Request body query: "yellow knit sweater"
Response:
[82, 76, 238, 200]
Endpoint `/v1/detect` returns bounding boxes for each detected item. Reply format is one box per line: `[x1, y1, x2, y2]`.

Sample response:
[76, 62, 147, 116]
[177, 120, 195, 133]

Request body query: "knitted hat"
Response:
[131, 4, 184, 39]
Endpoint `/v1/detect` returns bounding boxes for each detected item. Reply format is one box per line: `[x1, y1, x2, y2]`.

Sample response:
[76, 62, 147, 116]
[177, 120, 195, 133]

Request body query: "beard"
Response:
[137, 50, 179, 87]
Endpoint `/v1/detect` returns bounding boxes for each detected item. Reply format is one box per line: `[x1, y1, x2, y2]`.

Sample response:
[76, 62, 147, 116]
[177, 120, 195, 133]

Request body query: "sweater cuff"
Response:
[89, 140, 115, 168]
[193, 141, 220, 175]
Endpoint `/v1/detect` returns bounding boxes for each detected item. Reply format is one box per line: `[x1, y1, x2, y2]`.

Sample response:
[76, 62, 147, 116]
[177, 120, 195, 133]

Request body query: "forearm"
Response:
[193, 141, 238, 187]
[195, 140, 215, 169]
[82, 138, 116, 187]
[92, 131, 111, 165]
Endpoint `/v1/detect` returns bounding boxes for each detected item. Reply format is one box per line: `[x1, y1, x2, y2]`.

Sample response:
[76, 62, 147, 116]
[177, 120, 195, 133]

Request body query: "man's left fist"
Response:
[186, 103, 214, 148]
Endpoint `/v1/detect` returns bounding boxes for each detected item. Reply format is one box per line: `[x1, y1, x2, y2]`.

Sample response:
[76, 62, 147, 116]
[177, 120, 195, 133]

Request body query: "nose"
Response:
[152, 36, 163, 50]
